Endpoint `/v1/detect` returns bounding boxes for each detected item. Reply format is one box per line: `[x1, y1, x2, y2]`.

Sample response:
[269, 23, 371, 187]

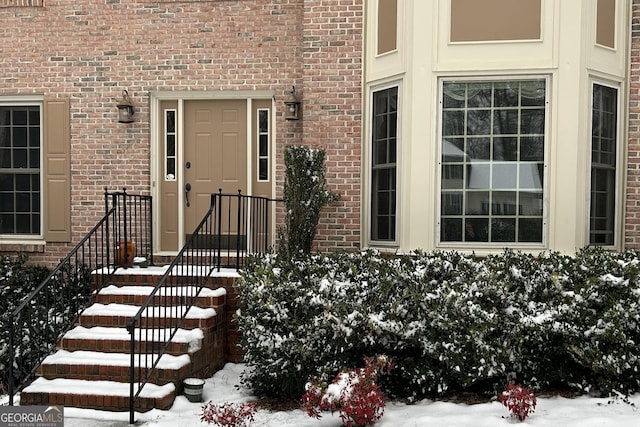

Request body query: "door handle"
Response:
[185, 182, 191, 207]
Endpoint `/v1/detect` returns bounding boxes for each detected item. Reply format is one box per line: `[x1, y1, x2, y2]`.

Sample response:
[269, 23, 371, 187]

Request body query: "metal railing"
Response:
[127, 191, 279, 423]
[3, 189, 152, 404]
[108, 188, 153, 268]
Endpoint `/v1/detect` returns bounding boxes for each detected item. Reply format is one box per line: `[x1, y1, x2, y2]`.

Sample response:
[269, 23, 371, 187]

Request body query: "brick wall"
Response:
[301, 0, 363, 252]
[628, 0, 640, 248]
[0, 0, 363, 265]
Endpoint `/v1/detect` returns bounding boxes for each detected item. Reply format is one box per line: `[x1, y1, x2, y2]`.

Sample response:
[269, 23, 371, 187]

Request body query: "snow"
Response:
[64, 326, 204, 344]
[22, 378, 174, 399]
[82, 303, 216, 319]
[42, 350, 191, 370]
[12, 363, 635, 427]
[98, 285, 226, 298]
[93, 265, 241, 278]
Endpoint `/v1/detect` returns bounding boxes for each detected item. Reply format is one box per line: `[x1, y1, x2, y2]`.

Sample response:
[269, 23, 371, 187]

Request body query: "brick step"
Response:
[20, 377, 175, 412]
[105, 266, 239, 288]
[59, 326, 204, 355]
[36, 350, 191, 385]
[78, 303, 217, 329]
[95, 285, 226, 307]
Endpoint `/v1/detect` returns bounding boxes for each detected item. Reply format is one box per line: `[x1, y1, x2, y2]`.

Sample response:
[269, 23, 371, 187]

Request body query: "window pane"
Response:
[492, 218, 515, 242]
[370, 86, 398, 241]
[467, 138, 490, 161]
[519, 218, 543, 242]
[467, 110, 491, 135]
[589, 84, 617, 246]
[440, 79, 545, 244]
[492, 163, 517, 189]
[442, 218, 463, 241]
[442, 192, 463, 215]
[493, 137, 517, 161]
[493, 110, 518, 135]
[466, 218, 488, 242]
[521, 109, 545, 135]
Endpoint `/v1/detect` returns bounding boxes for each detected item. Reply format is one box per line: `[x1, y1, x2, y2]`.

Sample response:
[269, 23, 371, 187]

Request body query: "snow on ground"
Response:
[9, 363, 634, 427]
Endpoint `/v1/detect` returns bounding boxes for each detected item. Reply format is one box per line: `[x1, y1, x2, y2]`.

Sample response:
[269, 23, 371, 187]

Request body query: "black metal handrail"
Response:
[108, 188, 153, 269]
[3, 189, 152, 404]
[127, 190, 279, 423]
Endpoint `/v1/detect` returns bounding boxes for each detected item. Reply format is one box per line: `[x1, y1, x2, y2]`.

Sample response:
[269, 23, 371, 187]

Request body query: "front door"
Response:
[158, 99, 248, 252]
[183, 99, 247, 238]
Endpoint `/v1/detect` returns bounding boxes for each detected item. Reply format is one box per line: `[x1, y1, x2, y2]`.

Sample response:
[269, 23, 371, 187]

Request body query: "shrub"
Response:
[302, 356, 393, 427]
[498, 381, 537, 421]
[200, 402, 258, 427]
[236, 247, 640, 401]
[277, 145, 339, 259]
[0, 254, 50, 393]
[200, 402, 257, 427]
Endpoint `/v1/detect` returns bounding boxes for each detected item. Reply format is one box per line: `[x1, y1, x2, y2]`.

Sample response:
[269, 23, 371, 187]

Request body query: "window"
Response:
[257, 109, 269, 181]
[440, 79, 546, 243]
[590, 83, 618, 245]
[0, 0, 44, 7]
[165, 110, 176, 181]
[0, 105, 42, 235]
[370, 86, 398, 242]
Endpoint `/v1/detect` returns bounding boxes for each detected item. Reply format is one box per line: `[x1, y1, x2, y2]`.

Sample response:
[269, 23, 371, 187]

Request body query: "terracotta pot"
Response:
[116, 241, 135, 267]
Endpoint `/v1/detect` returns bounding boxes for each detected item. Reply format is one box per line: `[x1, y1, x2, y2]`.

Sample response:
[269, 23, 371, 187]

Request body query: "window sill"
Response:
[0, 241, 46, 253]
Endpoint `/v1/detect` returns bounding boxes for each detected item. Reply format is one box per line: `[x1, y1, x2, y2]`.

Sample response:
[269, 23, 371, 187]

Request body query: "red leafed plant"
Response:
[200, 401, 258, 427]
[301, 355, 393, 427]
[498, 381, 537, 422]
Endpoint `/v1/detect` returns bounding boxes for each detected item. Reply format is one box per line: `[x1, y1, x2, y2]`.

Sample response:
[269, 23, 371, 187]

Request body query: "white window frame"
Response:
[588, 78, 622, 248]
[368, 81, 401, 246]
[436, 75, 550, 248]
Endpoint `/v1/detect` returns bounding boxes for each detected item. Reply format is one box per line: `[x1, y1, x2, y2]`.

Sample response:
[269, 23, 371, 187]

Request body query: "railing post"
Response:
[216, 189, 223, 272]
[122, 188, 129, 268]
[148, 195, 154, 265]
[127, 320, 136, 424]
[8, 314, 14, 405]
[236, 190, 242, 270]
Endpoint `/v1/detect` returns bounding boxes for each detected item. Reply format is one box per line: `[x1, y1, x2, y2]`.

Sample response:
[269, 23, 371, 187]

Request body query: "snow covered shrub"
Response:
[236, 247, 640, 401]
[277, 145, 339, 259]
[562, 247, 640, 394]
[0, 254, 50, 393]
[302, 356, 393, 427]
[200, 401, 257, 427]
[498, 381, 537, 421]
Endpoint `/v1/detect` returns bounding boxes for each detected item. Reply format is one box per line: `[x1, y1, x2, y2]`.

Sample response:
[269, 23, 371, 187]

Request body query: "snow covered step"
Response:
[37, 350, 191, 385]
[94, 284, 226, 307]
[59, 326, 204, 354]
[20, 377, 176, 412]
[78, 303, 217, 329]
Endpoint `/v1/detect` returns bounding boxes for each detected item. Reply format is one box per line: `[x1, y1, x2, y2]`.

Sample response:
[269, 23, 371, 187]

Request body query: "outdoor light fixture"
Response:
[284, 86, 301, 120]
[116, 90, 135, 123]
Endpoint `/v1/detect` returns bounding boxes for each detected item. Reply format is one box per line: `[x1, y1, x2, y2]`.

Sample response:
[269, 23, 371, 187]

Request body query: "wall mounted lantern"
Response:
[284, 86, 301, 120]
[116, 90, 135, 123]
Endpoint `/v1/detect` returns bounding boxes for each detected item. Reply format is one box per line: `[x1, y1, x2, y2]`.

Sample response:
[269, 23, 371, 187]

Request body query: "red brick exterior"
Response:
[0, 0, 363, 265]
[628, 0, 640, 248]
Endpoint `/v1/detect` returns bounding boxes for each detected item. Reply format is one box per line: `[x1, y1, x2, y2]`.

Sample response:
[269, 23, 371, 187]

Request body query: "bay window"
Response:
[440, 79, 546, 244]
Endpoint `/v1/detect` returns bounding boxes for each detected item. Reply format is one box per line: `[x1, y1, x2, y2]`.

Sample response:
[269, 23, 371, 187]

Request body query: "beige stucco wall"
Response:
[363, 0, 630, 254]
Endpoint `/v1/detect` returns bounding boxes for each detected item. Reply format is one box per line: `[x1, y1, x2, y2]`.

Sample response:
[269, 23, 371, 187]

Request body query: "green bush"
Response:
[277, 146, 339, 259]
[235, 247, 640, 401]
[0, 254, 50, 393]
[1, 254, 93, 395]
